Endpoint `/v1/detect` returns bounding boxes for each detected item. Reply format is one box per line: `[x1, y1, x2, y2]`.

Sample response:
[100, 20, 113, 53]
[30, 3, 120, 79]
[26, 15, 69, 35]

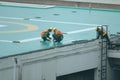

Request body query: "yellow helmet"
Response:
[49, 27, 53, 30]
[52, 27, 56, 31]
[96, 26, 101, 31]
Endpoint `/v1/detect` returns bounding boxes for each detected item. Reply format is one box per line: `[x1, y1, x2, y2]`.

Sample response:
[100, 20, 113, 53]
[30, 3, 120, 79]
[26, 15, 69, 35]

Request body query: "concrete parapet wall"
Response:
[0, 0, 120, 9]
[0, 40, 100, 80]
[62, 0, 120, 5]
[0, 39, 120, 80]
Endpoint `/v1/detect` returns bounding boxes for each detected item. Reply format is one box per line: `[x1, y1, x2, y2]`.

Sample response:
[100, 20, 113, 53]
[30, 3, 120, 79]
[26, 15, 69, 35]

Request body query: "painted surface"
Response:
[0, 4, 120, 57]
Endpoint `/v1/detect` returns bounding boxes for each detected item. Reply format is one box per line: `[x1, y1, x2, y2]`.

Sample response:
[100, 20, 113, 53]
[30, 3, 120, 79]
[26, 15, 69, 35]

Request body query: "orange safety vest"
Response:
[55, 29, 62, 35]
[41, 30, 49, 36]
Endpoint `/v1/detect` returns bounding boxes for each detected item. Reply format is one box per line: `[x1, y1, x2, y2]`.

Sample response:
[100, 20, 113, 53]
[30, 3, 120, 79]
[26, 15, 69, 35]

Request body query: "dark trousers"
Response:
[52, 34, 63, 42]
[102, 34, 111, 45]
[42, 37, 47, 41]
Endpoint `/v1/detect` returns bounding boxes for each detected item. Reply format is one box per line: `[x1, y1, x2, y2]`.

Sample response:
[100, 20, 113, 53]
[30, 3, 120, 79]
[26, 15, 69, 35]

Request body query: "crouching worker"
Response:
[52, 28, 63, 42]
[96, 26, 110, 45]
[41, 28, 52, 41]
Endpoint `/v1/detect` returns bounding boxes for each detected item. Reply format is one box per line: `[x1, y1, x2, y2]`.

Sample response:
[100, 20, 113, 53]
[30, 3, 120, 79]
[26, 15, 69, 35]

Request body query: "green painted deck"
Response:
[0, 3, 120, 58]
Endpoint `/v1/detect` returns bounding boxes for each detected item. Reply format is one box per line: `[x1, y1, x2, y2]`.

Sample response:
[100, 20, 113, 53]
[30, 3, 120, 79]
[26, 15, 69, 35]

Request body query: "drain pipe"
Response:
[13, 58, 18, 80]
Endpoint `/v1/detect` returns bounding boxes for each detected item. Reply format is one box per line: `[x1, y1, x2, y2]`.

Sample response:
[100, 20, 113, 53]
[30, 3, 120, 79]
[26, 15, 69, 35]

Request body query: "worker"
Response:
[41, 28, 52, 41]
[52, 28, 63, 42]
[96, 26, 110, 45]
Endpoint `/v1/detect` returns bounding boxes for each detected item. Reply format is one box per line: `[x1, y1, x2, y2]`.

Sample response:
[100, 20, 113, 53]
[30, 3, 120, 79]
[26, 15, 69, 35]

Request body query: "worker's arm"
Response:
[96, 32, 100, 39]
[62, 32, 67, 34]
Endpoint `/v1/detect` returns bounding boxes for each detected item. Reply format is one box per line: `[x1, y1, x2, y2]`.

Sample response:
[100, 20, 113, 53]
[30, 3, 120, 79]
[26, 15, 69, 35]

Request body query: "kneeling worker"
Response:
[52, 28, 63, 42]
[41, 28, 52, 41]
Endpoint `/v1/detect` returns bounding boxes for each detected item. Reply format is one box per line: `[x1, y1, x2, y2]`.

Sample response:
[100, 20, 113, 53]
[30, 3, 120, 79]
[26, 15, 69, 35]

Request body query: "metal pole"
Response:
[13, 58, 18, 80]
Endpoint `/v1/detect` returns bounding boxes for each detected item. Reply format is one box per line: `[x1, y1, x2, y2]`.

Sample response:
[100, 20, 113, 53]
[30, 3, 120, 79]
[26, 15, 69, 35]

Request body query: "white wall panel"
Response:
[42, 60, 57, 80]
[56, 52, 99, 76]
[22, 61, 43, 80]
[0, 68, 14, 80]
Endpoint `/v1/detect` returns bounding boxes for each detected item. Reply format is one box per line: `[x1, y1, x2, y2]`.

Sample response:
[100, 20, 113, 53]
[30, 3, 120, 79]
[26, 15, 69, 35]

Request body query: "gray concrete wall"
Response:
[0, 40, 100, 80]
[62, 0, 120, 5]
[0, 39, 120, 80]
[0, 0, 120, 9]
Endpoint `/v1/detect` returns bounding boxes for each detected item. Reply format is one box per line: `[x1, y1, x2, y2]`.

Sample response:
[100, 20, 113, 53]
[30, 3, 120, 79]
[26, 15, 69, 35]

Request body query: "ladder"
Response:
[100, 25, 108, 80]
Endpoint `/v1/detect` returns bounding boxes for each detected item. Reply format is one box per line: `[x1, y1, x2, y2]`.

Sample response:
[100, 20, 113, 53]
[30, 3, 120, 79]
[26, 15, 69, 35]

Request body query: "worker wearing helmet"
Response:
[41, 28, 52, 41]
[52, 28, 63, 42]
[96, 26, 110, 45]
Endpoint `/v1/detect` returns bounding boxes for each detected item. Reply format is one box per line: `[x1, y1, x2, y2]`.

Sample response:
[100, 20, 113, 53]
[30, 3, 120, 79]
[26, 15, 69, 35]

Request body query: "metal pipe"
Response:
[13, 58, 17, 80]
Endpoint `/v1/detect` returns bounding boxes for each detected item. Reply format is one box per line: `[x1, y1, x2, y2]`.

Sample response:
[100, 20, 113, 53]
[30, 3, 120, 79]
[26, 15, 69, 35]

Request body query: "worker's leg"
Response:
[42, 37, 47, 41]
[57, 35, 63, 42]
[52, 34, 57, 42]
[105, 34, 111, 45]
